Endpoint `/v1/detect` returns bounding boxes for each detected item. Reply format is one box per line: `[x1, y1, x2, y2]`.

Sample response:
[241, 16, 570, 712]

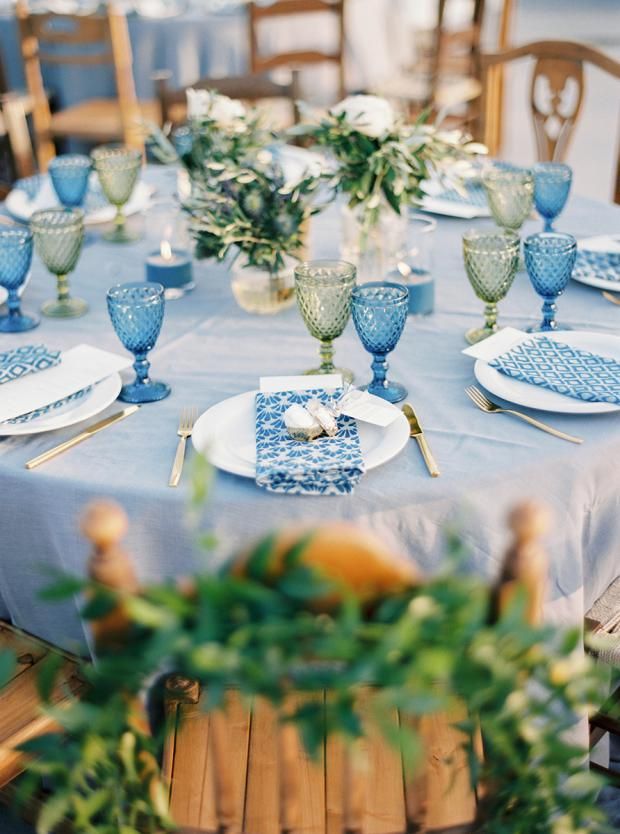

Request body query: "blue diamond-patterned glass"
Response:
[107, 282, 165, 354]
[533, 162, 572, 231]
[0, 345, 60, 385]
[489, 336, 620, 404]
[255, 388, 365, 495]
[48, 154, 92, 208]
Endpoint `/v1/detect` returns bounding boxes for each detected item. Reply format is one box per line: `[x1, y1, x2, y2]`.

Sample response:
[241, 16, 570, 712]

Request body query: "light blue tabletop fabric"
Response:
[1, 164, 620, 654]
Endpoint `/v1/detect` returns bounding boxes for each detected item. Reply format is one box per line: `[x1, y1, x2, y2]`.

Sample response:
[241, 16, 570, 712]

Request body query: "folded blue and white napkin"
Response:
[0, 345, 61, 386]
[574, 249, 620, 283]
[489, 335, 620, 404]
[435, 182, 488, 209]
[255, 388, 365, 495]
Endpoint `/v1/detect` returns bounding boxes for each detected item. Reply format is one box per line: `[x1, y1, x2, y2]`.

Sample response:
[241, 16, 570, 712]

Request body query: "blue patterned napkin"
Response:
[574, 250, 620, 283]
[0, 345, 61, 386]
[435, 182, 488, 209]
[489, 336, 620, 404]
[255, 388, 365, 495]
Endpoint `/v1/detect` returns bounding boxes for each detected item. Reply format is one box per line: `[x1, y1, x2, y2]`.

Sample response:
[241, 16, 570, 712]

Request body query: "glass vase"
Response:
[230, 256, 296, 315]
[340, 202, 407, 283]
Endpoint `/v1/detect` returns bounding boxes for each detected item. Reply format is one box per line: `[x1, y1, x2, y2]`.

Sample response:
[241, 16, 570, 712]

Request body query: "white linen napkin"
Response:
[0, 344, 131, 423]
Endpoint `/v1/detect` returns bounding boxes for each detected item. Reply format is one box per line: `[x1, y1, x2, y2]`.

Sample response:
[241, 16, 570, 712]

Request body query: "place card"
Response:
[338, 389, 400, 427]
[0, 344, 131, 423]
[462, 328, 530, 362]
[259, 374, 343, 393]
[578, 234, 620, 253]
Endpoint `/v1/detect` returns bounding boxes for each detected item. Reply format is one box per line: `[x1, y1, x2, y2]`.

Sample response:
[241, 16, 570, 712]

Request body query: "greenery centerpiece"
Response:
[294, 94, 484, 279]
[7, 494, 612, 834]
[149, 90, 326, 314]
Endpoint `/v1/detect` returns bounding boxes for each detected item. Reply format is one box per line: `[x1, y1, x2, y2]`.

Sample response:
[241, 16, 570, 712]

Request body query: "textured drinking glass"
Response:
[0, 227, 38, 332]
[48, 154, 92, 208]
[107, 282, 170, 403]
[351, 282, 409, 403]
[31, 208, 87, 318]
[482, 167, 534, 232]
[295, 260, 356, 383]
[533, 162, 572, 232]
[524, 232, 577, 332]
[462, 230, 520, 344]
[92, 145, 142, 243]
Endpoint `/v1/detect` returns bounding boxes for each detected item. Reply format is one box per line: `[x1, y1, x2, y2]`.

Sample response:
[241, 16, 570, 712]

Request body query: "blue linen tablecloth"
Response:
[1, 165, 620, 654]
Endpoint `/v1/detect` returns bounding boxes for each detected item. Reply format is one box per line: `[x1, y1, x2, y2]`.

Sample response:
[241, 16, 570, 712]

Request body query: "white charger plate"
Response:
[474, 331, 620, 415]
[0, 373, 122, 436]
[191, 390, 410, 478]
[571, 236, 620, 291]
[5, 176, 153, 227]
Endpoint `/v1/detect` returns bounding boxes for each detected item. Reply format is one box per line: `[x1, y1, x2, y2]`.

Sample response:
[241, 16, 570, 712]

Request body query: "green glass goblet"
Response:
[92, 145, 142, 243]
[295, 259, 357, 384]
[482, 167, 534, 233]
[462, 230, 520, 344]
[31, 208, 87, 318]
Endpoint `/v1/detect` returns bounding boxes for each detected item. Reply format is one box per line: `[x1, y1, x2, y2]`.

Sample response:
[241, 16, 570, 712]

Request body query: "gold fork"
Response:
[465, 386, 583, 444]
[168, 407, 197, 487]
[602, 291, 620, 307]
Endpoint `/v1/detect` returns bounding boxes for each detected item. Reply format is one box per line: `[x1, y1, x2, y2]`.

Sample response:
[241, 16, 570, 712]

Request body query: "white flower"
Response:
[330, 95, 395, 139]
[186, 89, 246, 130]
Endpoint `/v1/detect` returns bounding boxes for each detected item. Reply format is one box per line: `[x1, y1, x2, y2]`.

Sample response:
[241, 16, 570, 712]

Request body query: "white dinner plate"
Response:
[474, 331, 620, 415]
[571, 236, 620, 291]
[5, 176, 153, 227]
[191, 390, 410, 478]
[0, 373, 122, 436]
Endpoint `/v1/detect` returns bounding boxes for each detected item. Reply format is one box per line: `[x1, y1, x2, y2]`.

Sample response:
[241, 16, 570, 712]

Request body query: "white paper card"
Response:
[259, 374, 343, 393]
[462, 328, 531, 362]
[339, 390, 400, 427]
[0, 344, 131, 422]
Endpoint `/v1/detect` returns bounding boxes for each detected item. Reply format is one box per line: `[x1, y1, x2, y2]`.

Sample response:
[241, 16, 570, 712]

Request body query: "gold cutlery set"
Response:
[22, 385, 581, 479]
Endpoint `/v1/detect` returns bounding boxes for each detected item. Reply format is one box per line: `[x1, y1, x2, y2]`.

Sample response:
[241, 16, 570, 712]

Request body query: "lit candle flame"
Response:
[160, 240, 173, 261]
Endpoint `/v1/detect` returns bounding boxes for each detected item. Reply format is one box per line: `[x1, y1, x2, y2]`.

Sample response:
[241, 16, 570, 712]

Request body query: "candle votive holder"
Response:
[388, 214, 436, 316]
[144, 198, 194, 299]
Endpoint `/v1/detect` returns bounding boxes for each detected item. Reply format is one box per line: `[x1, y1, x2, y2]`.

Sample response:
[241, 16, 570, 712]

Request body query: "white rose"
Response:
[330, 95, 395, 139]
[185, 89, 246, 130]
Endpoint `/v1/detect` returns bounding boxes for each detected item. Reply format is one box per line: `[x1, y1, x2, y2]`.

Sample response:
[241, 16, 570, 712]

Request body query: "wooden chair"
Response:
[75, 501, 548, 834]
[586, 577, 620, 787]
[15, 0, 160, 171]
[0, 92, 37, 195]
[154, 70, 300, 129]
[478, 40, 620, 203]
[376, 0, 513, 125]
[248, 0, 346, 102]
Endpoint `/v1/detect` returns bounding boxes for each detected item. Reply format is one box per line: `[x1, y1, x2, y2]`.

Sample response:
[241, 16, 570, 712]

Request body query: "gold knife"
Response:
[25, 406, 140, 470]
[402, 403, 440, 477]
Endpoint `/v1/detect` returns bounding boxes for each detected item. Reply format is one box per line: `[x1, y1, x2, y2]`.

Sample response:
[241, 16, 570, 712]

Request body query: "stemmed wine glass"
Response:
[0, 227, 38, 332]
[532, 162, 572, 232]
[351, 281, 409, 403]
[92, 145, 142, 243]
[31, 208, 87, 318]
[48, 154, 92, 209]
[107, 282, 170, 403]
[462, 230, 520, 344]
[295, 260, 356, 384]
[524, 232, 577, 332]
[482, 167, 534, 260]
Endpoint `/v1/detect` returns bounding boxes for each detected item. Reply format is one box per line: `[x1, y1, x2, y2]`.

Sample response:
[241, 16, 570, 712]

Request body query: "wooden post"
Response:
[80, 501, 139, 650]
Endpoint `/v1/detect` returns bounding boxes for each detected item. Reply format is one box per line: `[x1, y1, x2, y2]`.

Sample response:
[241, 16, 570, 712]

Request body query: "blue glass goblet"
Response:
[0, 227, 38, 333]
[107, 282, 171, 403]
[533, 162, 572, 232]
[351, 281, 409, 403]
[525, 232, 577, 332]
[48, 154, 92, 209]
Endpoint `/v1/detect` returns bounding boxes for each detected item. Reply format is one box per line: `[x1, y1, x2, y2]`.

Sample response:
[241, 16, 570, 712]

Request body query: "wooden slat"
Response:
[168, 701, 212, 828]
[244, 698, 280, 834]
[421, 710, 477, 830]
[280, 694, 325, 834]
[325, 727, 344, 834]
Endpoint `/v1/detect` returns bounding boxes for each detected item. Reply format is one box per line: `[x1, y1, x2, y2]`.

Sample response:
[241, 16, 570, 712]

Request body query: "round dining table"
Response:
[1, 164, 619, 653]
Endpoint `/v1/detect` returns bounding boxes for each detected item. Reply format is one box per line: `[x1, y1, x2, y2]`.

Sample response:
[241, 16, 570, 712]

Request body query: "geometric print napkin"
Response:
[489, 336, 620, 404]
[435, 181, 488, 209]
[0, 345, 61, 386]
[574, 249, 620, 284]
[255, 388, 365, 495]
